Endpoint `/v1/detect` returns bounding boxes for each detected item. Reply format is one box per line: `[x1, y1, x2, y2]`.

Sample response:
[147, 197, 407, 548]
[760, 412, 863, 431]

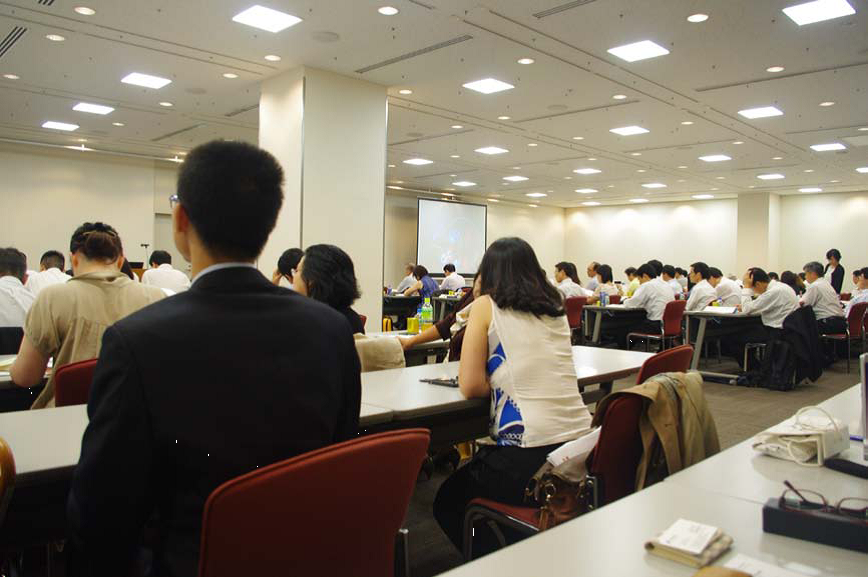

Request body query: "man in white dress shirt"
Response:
[395, 263, 416, 294]
[585, 262, 599, 292]
[24, 250, 71, 296]
[852, 269, 864, 297]
[844, 267, 868, 317]
[709, 267, 741, 307]
[555, 262, 592, 299]
[801, 261, 846, 335]
[141, 250, 191, 293]
[686, 262, 717, 312]
[661, 265, 684, 296]
[439, 264, 466, 292]
[0, 247, 36, 328]
[606, 263, 674, 347]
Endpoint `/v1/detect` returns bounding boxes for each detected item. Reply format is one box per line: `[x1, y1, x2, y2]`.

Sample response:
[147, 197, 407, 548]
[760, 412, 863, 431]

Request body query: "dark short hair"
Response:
[480, 237, 563, 317]
[690, 262, 710, 280]
[70, 222, 123, 262]
[0, 247, 26, 281]
[300, 244, 361, 310]
[277, 248, 304, 276]
[750, 267, 770, 284]
[588, 261, 599, 273]
[768, 272, 779, 281]
[803, 261, 824, 276]
[826, 248, 841, 261]
[781, 271, 800, 293]
[647, 260, 663, 275]
[860, 267, 868, 278]
[637, 263, 657, 279]
[624, 266, 637, 276]
[662, 264, 676, 278]
[675, 267, 687, 276]
[443, 263, 456, 273]
[40, 250, 65, 271]
[556, 261, 580, 284]
[597, 264, 613, 284]
[708, 267, 723, 279]
[798, 271, 806, 281]
[856, 268, 866, 278]
[413, 265, 429, 280]
[149, 250, 172, 266]
[177, 140, 284, 260]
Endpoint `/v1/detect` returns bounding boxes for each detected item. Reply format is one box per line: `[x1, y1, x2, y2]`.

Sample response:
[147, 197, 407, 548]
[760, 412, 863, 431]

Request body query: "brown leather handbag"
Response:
[525, 455, 597, 531]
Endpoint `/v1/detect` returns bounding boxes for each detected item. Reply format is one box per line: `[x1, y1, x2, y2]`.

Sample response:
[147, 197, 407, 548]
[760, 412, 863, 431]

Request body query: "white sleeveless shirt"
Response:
[486, 300, 592, 448]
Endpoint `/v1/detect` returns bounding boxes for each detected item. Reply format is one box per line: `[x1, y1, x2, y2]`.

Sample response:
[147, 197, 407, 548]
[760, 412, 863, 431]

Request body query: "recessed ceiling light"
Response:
[572, 136, 584, 140]
[749, 185, 756, 188]
[692, 194, 715, 200]
[803, 169, 814, 172]
[607, 40, 670, 62]
[497, 115, 511, 120]
[582, 201, 601, 206]
[487, 198, 499, 203]
[121, 72, 172, 89]
[677, 165, 688, 169]
[732, 141, 744, 145]
[830, 179, 840, 183]
[451, 124, 463, 129]
[799, 187, 823, 193]
[517, 57, 535, 65]
[859, 127, 868, 131]
[159, 101, 173, 107]
[232, 5, 302, 33]
[264, 54, 282, 62]
[526, 193, 547, 198]
[637, 169, 647, 173]
[398, 89, 412, 95]
[3, 74, 20, 80]
[677, 179, 686, 183]
[74, 6, 96, 16]
[819, 101, 835, 107]
[629, 198, 649, 203]
[223, 73, 239, 79]
[387, 164, 396, 168]
[462, 78, 514, 94]
[377, 6, 399, 15]
[642, 183, 667, 189]
[783, 0, 855, 26]
[587, 158, 597, 161]
[73, 102, 114, 115]
[112, 122, 124, 127]
[76, 138, 88, 142]
[527, 143, 538, 147]
[711, 187, 720, 191]
[681, 121, 694, 125]
[575, 188, 598, 194]
[450, 154, 460, 158]
[631, 152, 642, 156]
[503, 175, 529, 182]
[687, 13, 709, 23]
[564, 176, 572, 180]
[715, 176, 726, 180]
[738, 106, 783, 119]
[766, 66, 785, 73]
[810, 143, 845, 151]
[528, 204, 539, 208]
[610, 125, 649, 136]
[386, 185, 403, 190]
[403, 158, 433, 165]
[613, 94, 627, 100]
[699, 154, 731, 162]
[856, 167, 868, 173]
[46, 34, 66, 42]
[42, 121, 79, 131]
[757, 173, 785, 180]
[449, 174, 457, 177]
[452, 181, 476, 187]
[393, 180, 404, 184]
[475, 146, 509, 155]
[573, 168, 601, 175]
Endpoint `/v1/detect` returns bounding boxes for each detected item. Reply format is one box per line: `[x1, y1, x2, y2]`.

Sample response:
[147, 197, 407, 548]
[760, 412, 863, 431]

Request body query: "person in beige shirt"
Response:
[10, 222, 165, 408]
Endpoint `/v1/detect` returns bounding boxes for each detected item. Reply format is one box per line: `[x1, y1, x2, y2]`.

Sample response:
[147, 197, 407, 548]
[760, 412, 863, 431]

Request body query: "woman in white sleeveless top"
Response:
[433, 237, 592, 553]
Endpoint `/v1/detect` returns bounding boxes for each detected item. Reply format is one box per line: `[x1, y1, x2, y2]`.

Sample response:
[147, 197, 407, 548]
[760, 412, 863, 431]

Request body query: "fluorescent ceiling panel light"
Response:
[641, 183, 667, 189]
[573, 168, 601, 175]
[452, 181, 476, 187]
[699, 154, 731, 162]
[403, 158, 433, 165]
[223, 73, 239, 79]
[799, 187, 823, 192]
[819, 101, 835, 107]
[451, 124, 463, 129]
[264, 54, 281, 61]
[855, 167, 868, 173]
[517, 58, 535, 65]
[582, 201, 601, 206]
[572, 136, 584, 140]
[398, 89, 412, 95]
[782, 0, 855, 26]
[121, 72, 171, 89]
[2, 74, 19, 80]
[42, 121, 78, 131]
[526, 193, 547, 198]
[377, 6, 399, 15]
[637, 169, 647, 173]
[232, 5, 302, 33]
[629, 198, 649, 203]
[613, 94, 627, 100]
[527, 143, 538, 147]
[112, 122, 124, 126]
[677, 166, 688, 169]
[766, 66, 785, 72]
[738, 106, 783, 119]
[681, 121, 694, 125]
[503, 175, 528, 182]
[487, 198, 499, 202]
[497, 115, 511, 120]
[687, 14, 709, 22]
[462, 78, 514, 94]
[631, 152, 642, 156]
[74, 6, 96, 16]
[575, 188, 597, 194]
[475, 146, 508, 155]
[159, 101, 173, 107]
[692, 195, 714, 200]
[46, 34, 65, 42]
[732, 141, 744, 145]
[772, 156, 783, 160]
[610, 125, 649, 136]
[528, 204, 538, 208]
[607, 40, 670, 62]
[73, 102, 114, 115]
[810, 143, 845, 151]
[757, 173, 785, 180]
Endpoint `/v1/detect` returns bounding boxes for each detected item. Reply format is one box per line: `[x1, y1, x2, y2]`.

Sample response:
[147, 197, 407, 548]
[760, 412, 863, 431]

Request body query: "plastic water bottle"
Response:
[421, 298, 434, 332]
[601, 292, 608, 307]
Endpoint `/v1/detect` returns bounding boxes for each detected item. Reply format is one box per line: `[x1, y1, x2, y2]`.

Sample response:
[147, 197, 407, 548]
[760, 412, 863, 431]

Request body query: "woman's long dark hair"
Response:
[479, 237, 563, 317]
[301, 244, 361, 309]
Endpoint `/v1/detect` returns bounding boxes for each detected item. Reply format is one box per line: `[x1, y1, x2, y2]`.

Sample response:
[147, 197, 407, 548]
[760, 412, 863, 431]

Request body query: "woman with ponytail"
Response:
[10, 222, 166, 408]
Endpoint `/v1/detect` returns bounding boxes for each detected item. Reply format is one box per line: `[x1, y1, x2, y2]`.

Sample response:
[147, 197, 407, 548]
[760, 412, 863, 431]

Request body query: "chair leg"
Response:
[846, 339, 850, 374]
[395, 528, 410, 577]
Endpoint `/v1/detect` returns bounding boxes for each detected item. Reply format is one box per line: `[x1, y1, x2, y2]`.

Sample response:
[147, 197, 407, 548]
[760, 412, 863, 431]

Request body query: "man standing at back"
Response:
[68, 140, 362, 577]
[141, 249, 191, 293]
[24, 250, 70, 295]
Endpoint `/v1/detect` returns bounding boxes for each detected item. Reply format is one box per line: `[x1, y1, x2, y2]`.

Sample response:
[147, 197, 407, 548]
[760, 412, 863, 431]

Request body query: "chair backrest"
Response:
[588, 395, 643, 505]
[839, 292, 851, 302]
[636, 345, 694, 384]
[846, 302, 868, 337]
[0, 327, 23, 355]
[0, 436, 16, 526]
[53, 359, 98, 407]
[564, 296, 587, 329]
[608, 294, 621, 305]
[198, 429, 430, 577]
[662, 300, 687, 337]
[359, 314, 368, 327]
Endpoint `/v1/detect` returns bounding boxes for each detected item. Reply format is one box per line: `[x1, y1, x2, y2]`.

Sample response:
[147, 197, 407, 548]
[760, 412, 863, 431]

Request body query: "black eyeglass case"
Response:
[763, 498, 868, 553]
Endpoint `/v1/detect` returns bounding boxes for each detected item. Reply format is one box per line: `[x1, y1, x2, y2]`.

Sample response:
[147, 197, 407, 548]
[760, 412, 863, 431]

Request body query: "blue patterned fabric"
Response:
[419, 275, 438, 298]
[486, 342, 506, 375]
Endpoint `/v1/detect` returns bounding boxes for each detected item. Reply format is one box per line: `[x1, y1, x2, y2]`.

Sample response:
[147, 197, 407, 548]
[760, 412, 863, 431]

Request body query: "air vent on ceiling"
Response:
[355, 35, 473, 74]
[151, 124, 204, 142]
[533, 0, 598, 18]
[225, 104, 259, 118]
[0, 26, 27, 60]
[37, 0, 56, 5]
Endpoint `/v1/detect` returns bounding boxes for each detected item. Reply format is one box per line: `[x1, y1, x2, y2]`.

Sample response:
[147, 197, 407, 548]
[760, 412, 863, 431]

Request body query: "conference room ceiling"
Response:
[0, 0, 866, 208]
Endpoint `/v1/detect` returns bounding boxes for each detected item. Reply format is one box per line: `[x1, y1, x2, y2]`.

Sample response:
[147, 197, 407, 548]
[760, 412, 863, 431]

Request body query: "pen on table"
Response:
[850, 435, 864, 442]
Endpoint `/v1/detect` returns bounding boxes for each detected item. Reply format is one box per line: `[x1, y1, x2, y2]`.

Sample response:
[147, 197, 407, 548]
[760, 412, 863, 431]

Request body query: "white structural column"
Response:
[736, 191, 781, 275]
[259, 67, 387, 331]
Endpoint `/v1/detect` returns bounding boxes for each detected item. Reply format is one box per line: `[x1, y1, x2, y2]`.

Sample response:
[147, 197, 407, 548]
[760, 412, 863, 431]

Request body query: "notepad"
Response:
[703, 306, 736, 314]
[645, 519, 732, 567]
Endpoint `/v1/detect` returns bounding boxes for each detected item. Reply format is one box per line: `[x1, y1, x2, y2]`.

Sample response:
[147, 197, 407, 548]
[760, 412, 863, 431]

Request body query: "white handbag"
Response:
[752, 406, 850, 466]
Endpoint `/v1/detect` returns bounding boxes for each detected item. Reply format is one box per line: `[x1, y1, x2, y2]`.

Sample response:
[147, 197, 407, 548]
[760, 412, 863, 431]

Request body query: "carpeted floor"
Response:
[404, 358, 860, 577]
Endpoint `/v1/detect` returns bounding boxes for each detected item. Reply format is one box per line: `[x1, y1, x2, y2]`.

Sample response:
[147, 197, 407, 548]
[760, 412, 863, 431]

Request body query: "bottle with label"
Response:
[600, 292, 608, 307]
[420, 298, 434, 332]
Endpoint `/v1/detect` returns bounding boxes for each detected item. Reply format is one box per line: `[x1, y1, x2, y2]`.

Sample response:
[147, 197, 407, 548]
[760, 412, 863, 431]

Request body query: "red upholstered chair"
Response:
[53, 359, 98, 407]
[0, 436, 15, 527]
[608, 294, 621, 305]
[198, 429, 430, 577]
[820, 302, 868, 373]
[635, 345, 694, 384]
[839, 293, 851, 302]
[564, 296, 587, 345]
[627, 300, 687, 351]
[359, 314, 368, 327]
[462, 396, 644, 560]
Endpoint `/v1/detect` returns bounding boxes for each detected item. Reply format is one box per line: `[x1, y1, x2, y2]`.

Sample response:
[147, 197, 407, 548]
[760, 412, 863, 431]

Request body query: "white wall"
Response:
[564, 199, 739, 282]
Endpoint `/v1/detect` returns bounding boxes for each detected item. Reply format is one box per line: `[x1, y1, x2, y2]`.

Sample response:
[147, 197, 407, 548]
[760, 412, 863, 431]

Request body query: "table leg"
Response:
[690, 318, 707, 370]
[592, 310, 603, 344]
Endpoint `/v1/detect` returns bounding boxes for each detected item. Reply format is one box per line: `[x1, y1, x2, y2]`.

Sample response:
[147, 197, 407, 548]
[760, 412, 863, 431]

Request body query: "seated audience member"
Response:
[10, 223, 165, 408]
[24, 250, 71, 295]
[433, 237, 592, 554]
[142, 250, 191, 293]
[439, 263, 466, 292]
[271, 247, 304, 289]
[403, 265, 438, 298]
[768, 272, 779, 282]
[395, 262, 416, 293]
[67, 141, 361, 577]
[604, 263, 673, 346]
[824, 248, 844, 294]
[294, 244, 365, 334]
[675, 267, 689, 291]
[585, 261, 600, 291]
[661, 265, 683, 296]
[0, 247, 36, 328]
[119, 258, 139, 282]
[554, 261, 591, 298]
[801, 261, 846, 335]
[401, 276, 480, 360]
[647, 259, 664, 276]
[624, 267, 640, 297]
[588, 264, 620, 304]
[686, 262, 717, 311]
[709, 267, 742, 306]
[851, 268, 864, 296]
[844, 267, 868, 316]
[780, 271, 805, 296]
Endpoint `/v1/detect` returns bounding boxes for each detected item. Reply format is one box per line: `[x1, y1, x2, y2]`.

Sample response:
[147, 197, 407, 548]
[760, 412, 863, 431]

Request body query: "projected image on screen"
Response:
[417, 198, 487, 275]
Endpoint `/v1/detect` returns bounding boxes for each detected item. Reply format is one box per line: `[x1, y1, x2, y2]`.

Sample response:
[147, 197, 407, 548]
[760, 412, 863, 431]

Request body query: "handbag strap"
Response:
[793, 406, 840, 433]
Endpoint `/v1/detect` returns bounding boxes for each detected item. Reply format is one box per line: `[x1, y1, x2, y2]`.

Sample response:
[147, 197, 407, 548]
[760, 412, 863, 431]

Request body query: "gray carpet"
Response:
[404, 359, 859, 577]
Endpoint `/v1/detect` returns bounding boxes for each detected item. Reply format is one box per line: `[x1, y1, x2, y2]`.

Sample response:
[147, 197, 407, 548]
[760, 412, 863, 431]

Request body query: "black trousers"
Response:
[433, 443, 558, 555]
[601, 317, 662, 348]
[817, 316, 846, 335]
[721, 325, 782, 367]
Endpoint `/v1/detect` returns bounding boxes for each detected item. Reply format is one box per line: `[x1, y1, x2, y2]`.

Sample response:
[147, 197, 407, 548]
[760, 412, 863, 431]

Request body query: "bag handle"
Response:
[784, 406, 840, 467]
[793, 406, 840, 434]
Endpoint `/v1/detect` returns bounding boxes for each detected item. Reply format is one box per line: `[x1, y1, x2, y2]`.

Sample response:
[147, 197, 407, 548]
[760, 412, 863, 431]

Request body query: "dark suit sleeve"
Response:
[832, 266, 844, 294]
[67, 325, 155, 576]
[335, 329, 361, 441]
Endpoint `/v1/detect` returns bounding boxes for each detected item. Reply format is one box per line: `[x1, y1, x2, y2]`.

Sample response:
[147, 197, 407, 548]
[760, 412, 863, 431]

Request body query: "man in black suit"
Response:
[67, 140, 361, 577]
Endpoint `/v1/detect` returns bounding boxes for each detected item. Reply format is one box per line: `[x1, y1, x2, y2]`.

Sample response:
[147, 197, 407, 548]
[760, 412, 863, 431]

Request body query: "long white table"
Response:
[583, 304, 646, 344]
